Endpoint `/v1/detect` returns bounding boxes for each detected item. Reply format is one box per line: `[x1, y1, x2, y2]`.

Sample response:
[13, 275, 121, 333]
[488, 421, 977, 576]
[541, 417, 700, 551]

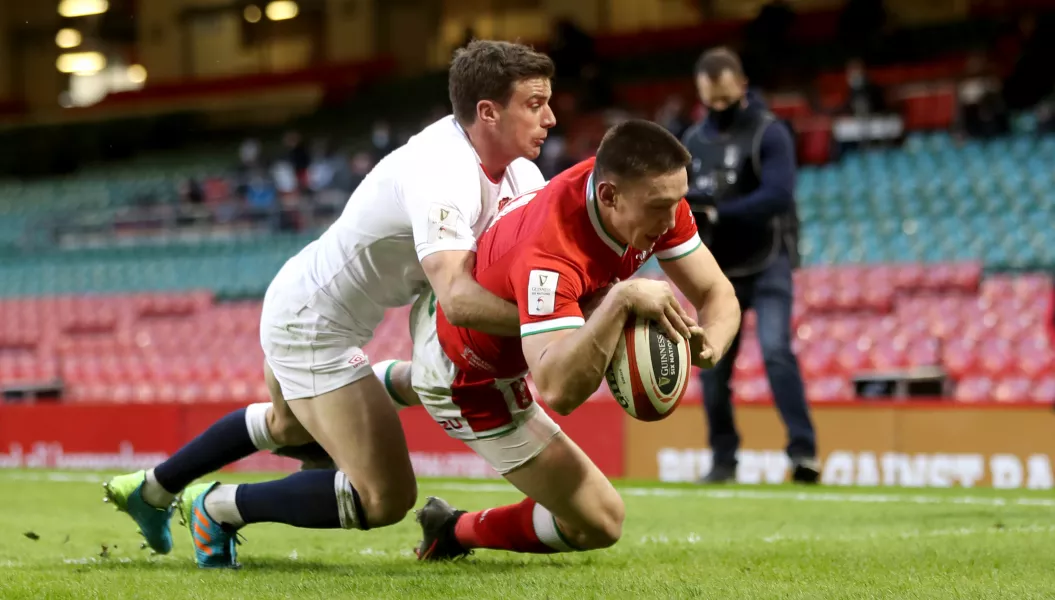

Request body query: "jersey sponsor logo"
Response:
[633, 250, 650, 267]
[347, 351, 368, 368]
[527, 269, 559, 316]
[428, 204, 460, 243]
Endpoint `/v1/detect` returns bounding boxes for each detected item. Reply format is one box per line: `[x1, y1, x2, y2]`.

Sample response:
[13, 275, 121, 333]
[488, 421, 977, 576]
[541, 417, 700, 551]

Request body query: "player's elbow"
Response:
[713, 275, 738, 308]
[547, 397, 576, 417]
[536, 376, 591, 417]
[534, 375, 575, 416]
[538, 386, 574, 416]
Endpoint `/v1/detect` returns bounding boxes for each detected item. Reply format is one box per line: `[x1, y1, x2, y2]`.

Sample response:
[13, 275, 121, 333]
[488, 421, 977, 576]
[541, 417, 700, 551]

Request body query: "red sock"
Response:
[454, 498, 556, 554]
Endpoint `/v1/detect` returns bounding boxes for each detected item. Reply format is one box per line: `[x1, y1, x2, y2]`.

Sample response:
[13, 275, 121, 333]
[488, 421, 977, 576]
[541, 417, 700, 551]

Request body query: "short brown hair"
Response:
[594, 119, 691, 180]
[695, 47, 744, 80]
[448, 40, 555, 125]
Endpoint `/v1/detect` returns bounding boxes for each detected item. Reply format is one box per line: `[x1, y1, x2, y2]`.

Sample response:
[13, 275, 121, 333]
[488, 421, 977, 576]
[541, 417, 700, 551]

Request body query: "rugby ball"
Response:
[604, 317, 690, 422]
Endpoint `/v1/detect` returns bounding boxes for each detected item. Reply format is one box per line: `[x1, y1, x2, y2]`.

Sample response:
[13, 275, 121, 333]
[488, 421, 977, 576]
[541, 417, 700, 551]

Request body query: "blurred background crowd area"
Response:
[0, 0, 1052, 405]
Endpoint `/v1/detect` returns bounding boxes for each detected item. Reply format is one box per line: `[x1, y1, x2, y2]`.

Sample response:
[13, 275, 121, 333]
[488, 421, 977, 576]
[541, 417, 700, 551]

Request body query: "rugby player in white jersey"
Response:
[101, 40, 556, 568]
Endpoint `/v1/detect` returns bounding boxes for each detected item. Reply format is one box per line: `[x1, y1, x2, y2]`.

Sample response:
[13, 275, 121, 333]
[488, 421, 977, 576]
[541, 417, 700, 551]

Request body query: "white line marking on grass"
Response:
[637, 524, 1055, 547]
[760, 523, 1055, 544]
[429, 482, 1055, 508]
[0, 560, 21, 568]
[1, 472, 105, 484]
[3, 472, 1053, 509]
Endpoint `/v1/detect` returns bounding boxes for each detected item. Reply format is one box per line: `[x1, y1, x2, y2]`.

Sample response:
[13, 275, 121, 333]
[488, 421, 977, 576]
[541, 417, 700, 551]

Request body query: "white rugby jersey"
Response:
[274, 116, 546, 336]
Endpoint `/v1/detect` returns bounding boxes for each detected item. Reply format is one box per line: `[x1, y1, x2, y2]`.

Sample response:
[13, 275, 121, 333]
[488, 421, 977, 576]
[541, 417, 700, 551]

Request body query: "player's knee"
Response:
[356, 480, 418, 528]
[267, 407, 313, 447]
[575, 495, 625, 550]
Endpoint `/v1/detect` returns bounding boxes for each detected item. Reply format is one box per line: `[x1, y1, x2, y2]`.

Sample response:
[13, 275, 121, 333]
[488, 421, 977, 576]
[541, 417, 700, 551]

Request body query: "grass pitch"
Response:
[0, 470, 1052, 599]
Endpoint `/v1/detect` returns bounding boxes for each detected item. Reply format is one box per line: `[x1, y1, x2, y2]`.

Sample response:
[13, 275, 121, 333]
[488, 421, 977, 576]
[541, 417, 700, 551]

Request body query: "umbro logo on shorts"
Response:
[347, 352, 368, 368]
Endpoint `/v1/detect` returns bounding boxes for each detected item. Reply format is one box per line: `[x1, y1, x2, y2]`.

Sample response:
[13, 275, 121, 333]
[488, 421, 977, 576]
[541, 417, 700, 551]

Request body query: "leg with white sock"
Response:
[373, 359, 420, 410]
[142, 402, 280, 509]
[423, 432, 624, 557]
[143, 361, 320, 507]
[199, 469, 363, 530]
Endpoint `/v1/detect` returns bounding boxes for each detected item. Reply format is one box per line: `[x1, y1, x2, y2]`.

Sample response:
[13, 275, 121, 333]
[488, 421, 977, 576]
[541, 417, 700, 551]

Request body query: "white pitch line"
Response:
[638, 524, 1055, 547]
[0, 472, 105, 484]
[3, 471, 1053, 509]
[428, 482, 1055, 508]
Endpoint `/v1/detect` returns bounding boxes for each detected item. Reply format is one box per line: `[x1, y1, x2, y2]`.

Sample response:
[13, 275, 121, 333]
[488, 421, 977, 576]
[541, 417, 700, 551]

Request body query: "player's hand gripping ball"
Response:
[604, 316, 690, 421]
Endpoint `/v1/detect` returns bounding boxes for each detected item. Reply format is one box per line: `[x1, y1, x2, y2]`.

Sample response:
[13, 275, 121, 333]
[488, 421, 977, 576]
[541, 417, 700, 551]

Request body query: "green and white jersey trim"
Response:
[520, 316, 586, 337]
[585, 171, 628, 256]
[656, 236, 703, 262]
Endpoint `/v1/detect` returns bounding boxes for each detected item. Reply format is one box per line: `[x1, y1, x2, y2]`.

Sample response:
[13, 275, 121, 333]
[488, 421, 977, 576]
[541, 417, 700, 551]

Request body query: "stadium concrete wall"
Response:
[1, 398, 1052, 489]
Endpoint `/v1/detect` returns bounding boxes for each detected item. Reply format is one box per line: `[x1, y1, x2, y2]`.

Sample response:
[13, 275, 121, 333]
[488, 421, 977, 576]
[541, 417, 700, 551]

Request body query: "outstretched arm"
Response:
[658, 244, 740, 368]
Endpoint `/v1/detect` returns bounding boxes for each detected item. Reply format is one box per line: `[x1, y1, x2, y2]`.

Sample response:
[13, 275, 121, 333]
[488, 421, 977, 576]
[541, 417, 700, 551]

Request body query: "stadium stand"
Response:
[0, 7, 1052, 411]
[1, 259, 1050, 406]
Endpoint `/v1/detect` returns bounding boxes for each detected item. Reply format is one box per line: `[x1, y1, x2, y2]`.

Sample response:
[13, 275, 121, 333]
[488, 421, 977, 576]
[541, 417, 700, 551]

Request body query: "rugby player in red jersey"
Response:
[385, 119, 741, 559]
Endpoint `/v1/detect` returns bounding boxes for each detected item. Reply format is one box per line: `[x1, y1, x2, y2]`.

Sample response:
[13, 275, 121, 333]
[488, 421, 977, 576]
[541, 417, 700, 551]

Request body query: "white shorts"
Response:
[409, 292, 561, 474]
[260, 262, 373, 401]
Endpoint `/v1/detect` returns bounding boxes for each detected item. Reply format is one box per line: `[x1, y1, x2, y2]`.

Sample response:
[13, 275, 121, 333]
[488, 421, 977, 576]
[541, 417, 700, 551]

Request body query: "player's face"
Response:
[609, 169, 689, 251]
[496, 77, 555, 160]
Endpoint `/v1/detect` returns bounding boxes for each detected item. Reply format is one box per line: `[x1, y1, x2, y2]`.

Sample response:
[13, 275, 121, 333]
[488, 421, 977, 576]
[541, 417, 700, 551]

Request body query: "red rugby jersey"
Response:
[436, 157, 702, 380]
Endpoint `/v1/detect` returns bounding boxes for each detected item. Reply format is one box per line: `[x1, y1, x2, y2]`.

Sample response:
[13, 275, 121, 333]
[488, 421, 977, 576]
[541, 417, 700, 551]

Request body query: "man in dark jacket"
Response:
[682, 47, 818, 484]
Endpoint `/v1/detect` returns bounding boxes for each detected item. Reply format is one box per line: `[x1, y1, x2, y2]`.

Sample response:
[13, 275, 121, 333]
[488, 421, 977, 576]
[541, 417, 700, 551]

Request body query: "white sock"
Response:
[334, 471, 364, 530]
[203, 484, 244, 527]
[141, 468, 177, 509]
[372, 360, 408, 411]
[245, 402, 280, 451]
[531, 502, 578, 552]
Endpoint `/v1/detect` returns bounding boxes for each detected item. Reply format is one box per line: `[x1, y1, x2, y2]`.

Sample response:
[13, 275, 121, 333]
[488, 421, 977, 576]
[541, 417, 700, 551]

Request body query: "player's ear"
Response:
[596, 181, 617, 207]
[477, 100, 500, 126]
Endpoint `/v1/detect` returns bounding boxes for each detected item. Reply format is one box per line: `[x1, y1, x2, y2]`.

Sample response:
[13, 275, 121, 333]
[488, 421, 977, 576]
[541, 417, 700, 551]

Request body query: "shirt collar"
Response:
[585, 170, 628, 256]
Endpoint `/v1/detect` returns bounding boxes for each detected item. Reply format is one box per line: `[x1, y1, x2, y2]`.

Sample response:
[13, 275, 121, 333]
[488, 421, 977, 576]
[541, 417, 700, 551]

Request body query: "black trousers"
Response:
[700, 253, 817, 466]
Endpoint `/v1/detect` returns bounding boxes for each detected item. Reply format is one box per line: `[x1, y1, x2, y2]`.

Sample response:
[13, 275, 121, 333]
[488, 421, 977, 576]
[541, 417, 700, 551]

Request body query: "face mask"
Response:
[709, 99, 742, 131]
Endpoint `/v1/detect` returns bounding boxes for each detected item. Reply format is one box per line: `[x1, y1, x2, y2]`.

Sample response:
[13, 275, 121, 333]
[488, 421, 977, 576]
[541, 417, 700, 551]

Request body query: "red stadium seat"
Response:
[733, 338, 764, 378]
[942, 338, 978, 380]
[731, 375, 771, 403]
[953, 376, 993, 403]
[892, 264, 926, 292]
[977, 338, 1015, 377]
[992, 376, 1032, 403]
[905, 337, 941, 368]
[807, 376, 854, 402]
[868, 337, 910, 371]
[834, 340, 870, 375]
[800, 339, 839, 378]
[1031, 374, 1055, 404]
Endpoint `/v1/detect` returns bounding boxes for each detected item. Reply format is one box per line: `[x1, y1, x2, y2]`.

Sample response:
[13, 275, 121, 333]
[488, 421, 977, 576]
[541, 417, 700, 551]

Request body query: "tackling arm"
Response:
[420, 251, 520, 336]
[659, 244, 741, 368]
